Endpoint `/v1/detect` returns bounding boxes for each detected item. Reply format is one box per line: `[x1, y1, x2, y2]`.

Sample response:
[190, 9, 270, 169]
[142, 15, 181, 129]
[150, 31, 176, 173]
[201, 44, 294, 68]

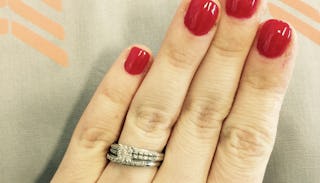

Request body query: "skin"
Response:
[51, 0, 297, 182]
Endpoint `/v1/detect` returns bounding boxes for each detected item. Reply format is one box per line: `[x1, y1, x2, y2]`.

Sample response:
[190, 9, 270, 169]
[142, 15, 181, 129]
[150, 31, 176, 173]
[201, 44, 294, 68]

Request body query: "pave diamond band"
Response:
[107, 143, 164, 167]
[107, 153, 161, 167]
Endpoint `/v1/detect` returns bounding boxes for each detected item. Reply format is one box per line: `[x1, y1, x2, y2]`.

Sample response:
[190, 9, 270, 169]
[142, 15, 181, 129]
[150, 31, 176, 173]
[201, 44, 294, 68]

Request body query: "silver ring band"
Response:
[107, 143, 164, 167]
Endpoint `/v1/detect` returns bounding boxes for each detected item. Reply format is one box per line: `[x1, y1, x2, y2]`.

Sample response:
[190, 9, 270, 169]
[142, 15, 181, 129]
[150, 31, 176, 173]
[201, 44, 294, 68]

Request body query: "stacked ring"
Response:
[107, 143, 164, 167]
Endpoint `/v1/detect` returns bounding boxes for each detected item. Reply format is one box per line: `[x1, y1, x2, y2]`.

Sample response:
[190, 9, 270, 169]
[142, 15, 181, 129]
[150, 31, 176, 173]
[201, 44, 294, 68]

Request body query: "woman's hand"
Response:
[51, 0, 296, 182]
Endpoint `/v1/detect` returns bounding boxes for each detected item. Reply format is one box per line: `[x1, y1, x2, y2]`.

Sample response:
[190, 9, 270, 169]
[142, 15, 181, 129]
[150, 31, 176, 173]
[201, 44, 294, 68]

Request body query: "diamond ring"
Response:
[107, 143, 164, 167]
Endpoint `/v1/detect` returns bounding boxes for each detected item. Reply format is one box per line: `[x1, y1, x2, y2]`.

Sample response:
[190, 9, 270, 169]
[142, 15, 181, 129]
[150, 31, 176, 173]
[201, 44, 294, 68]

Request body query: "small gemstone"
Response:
[133, 154, 138, 159]
[118, 146, 133, 162]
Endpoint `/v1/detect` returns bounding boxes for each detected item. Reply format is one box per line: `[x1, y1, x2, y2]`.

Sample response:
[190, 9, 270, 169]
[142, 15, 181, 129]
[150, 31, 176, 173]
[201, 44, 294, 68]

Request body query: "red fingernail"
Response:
[226, 0, 258, 18]
[124, 47, 150, 75]
[184, 0, 219, 36]
[257, 19, 292, 58]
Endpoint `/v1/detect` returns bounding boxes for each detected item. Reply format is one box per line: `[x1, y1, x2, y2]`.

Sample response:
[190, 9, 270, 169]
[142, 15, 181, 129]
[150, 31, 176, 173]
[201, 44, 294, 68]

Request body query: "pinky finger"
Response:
[51, 45, 153, 183]
[208, 19, 296, 183]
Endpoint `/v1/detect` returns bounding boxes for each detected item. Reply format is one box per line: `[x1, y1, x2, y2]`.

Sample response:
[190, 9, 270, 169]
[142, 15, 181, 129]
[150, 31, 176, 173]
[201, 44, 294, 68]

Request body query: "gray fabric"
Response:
[0, 0, 319, 182]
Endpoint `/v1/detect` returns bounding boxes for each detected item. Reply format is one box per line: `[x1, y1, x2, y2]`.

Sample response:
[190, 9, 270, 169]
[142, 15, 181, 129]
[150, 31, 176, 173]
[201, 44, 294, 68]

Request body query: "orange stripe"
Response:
[0, 0, 6, 7]
[280, 0, 320, 23]
[0, 18, 8, 34]
[269, 3, 320, 45]
[12, 21, 68, 67]
[8, 0, 64, 40]
[42, 0, 62, 11]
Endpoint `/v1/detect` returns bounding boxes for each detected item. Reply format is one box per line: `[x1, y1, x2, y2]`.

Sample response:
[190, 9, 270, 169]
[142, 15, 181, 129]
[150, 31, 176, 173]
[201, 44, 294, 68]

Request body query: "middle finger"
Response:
[99, 0, 221, 182]
[154, 0, 266, 182]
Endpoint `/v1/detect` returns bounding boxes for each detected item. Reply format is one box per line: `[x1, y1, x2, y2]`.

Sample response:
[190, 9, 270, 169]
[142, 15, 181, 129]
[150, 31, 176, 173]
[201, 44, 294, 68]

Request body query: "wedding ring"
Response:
[107, 143, 164, 167]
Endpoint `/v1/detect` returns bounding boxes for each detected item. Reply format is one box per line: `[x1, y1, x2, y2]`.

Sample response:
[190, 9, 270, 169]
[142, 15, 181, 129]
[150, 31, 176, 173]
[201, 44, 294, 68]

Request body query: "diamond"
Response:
[117, 146, 133, 163]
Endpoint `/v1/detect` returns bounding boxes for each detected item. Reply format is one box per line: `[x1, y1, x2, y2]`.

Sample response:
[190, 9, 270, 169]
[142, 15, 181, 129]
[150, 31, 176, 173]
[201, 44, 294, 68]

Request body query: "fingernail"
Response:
[226, 0, 258, 18]
[184, 0, 219, 36]
[124, 47, 150, 75]
[257, 19, 292, 58]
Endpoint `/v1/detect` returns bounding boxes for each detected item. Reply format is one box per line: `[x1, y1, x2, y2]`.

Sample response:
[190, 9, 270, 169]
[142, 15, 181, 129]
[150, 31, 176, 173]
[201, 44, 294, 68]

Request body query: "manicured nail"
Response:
[257, 19, 292, 58]
[226, 0, 258, 18]
[184, 0, 219, 36]
[124, 47, 150, 75]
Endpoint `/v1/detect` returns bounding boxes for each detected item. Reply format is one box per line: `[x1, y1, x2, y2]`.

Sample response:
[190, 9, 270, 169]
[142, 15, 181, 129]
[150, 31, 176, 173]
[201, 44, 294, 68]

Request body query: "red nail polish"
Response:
[226, 0, 258, 18]
[124, 47, 150, 75]
[184, 0, 219, 36]
[257, 19, 292, 58]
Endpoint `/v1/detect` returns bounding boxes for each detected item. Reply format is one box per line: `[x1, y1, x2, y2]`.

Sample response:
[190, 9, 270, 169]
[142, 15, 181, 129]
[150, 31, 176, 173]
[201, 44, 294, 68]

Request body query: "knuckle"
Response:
[78, 123, 119, 149]
[242, 72, 287, 93]
[162, 45, 197, 69]
[221, 124, 276, 158]
[132, 104, 173, 134]
[211, 38, 247, 58]
[183, 97, 231, 130]
[99, 85, 129, 105]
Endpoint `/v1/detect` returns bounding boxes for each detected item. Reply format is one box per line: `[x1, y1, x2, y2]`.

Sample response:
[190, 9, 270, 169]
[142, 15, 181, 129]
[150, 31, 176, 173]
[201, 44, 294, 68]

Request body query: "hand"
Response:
[51, 0, 296, 182]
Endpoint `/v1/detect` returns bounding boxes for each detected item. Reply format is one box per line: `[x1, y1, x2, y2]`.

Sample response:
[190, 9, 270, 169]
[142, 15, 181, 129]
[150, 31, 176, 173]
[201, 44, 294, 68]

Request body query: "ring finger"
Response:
[98, 0, 221, 182]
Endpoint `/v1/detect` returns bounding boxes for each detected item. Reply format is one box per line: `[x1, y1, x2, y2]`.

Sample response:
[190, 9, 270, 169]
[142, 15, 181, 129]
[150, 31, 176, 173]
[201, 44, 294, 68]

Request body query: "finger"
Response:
[51, 46, 153, 183]
[99, 0, 221, 182]
[154, 0, 266, 182]
[208, 19, 296, 183]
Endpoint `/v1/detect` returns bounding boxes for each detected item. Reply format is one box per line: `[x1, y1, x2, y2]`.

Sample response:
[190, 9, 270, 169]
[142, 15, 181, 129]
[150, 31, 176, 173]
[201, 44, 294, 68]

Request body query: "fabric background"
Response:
[0, 0, 319, 182]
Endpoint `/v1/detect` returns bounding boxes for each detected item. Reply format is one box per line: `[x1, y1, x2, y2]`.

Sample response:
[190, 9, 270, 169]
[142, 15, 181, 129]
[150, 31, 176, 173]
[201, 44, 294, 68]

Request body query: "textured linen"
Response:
[0, 0, 319, 182]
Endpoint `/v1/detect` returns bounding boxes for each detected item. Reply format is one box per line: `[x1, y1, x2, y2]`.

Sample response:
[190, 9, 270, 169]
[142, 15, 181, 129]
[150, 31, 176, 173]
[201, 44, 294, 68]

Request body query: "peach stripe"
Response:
[42, 0, 62, 11]
[0, 0, 6, 7]
[281, 0, 320, 23]
[269, 3, 320, 45]
[0, 18, 8, 34]
[8, 0, 64, 40]
[12, 21, 68, 67]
